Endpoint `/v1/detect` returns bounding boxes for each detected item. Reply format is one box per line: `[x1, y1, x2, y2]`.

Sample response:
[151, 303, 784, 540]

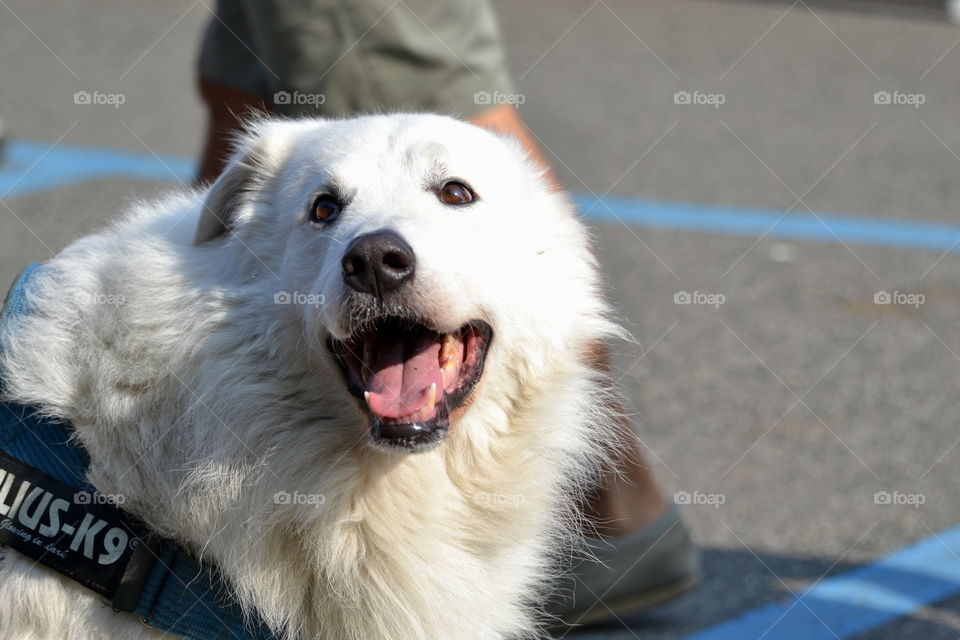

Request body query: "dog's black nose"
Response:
[342, 230, 416, 297]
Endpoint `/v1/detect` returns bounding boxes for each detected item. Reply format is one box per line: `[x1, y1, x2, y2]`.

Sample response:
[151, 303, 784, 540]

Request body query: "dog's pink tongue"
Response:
[365, 333, 442, 419]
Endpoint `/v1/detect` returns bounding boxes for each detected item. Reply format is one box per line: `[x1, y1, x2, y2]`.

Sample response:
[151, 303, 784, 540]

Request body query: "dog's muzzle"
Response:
[329, 230, 492, 452]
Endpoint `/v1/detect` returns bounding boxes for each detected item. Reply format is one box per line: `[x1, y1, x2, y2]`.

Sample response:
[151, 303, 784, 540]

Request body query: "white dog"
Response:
[0, 114, 624, 640]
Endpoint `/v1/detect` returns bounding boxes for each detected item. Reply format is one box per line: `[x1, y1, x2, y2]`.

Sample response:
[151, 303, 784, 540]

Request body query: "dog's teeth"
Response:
[363, 391, 371, 405]
[439, 334, 460, 388]
[426, 382, 437, 412]
[440, 359, 457, 388]
[440, 333, 458, 360]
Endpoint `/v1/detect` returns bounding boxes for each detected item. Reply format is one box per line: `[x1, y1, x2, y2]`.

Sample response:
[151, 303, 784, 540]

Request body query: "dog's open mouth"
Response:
[329, 318, 492, 452]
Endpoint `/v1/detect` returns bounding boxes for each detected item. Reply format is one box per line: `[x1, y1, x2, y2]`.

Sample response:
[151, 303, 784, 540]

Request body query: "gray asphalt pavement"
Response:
[3, 1, 960, 638]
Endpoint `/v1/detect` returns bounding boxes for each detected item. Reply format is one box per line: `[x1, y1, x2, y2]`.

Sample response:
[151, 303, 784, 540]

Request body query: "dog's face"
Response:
[196, 115, 599, 454]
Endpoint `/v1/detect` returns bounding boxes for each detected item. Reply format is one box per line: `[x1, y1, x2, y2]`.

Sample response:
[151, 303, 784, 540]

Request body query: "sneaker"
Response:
[547, 504, 700, 628]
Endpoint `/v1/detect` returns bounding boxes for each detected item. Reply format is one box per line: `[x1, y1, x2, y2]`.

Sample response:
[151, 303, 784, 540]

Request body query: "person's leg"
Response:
[580, 340, 668, 536]
[583, 439, 669, 536]
[196, 79, 274, 184]
[465, 114, 697, 625]
[465, 109, 674, 534]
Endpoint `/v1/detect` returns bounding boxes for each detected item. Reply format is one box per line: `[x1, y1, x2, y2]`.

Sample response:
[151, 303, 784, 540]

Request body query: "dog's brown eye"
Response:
[438, 181, 474, 205]
[310, 194, 342, 223]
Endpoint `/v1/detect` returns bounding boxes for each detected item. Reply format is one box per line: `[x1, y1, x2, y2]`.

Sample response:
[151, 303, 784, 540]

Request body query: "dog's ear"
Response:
[194, 118, 328, 244]
[193, 140, 267, 245]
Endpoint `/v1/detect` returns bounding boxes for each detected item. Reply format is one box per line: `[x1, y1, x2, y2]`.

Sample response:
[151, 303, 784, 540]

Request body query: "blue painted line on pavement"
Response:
[0, 140, 194, 199]
[681, 524, 960, 640]
[573, 193, 960, 254]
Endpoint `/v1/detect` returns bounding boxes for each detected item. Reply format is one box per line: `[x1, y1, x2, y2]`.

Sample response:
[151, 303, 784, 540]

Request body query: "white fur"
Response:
[0, 114, 624, 640]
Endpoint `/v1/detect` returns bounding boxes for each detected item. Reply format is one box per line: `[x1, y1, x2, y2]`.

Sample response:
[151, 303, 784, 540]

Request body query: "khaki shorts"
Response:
[198, 0, 515, 119]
